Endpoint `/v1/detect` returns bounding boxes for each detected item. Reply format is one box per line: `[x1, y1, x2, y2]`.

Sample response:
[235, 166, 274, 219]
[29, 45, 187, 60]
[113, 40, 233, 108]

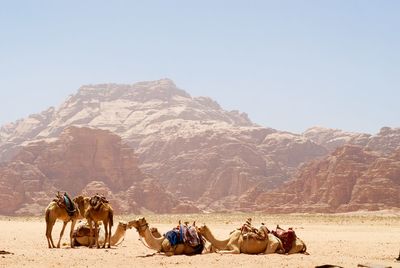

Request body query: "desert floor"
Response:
[1, 212, 399, 268]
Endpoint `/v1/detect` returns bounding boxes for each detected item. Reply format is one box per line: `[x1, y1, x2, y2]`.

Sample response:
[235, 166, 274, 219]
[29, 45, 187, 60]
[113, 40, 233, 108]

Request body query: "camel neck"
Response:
[203, 228, 230, 250]
[140, 226, 164, 252]
[110, 226, 125, 245]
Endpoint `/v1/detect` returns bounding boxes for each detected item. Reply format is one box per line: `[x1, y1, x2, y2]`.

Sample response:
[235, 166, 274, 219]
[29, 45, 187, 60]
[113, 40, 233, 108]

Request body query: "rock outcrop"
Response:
[251, 145, 400, 212]
[0, 126, 199, 215]
[1, 79, 398, 214]
[0, 79, 330, 212]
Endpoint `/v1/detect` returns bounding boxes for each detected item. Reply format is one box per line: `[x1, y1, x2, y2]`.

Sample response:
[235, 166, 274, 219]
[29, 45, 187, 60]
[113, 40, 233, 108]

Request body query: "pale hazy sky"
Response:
[1, 1, 399, 134]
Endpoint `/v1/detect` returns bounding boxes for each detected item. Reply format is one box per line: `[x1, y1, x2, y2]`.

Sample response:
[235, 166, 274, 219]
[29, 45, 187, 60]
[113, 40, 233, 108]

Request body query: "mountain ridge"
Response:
[0, 79, 399, 214]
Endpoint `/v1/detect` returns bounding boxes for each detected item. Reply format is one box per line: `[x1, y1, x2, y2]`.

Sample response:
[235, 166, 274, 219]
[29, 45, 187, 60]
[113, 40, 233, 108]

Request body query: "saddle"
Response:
[53, 191, 76, 216]
[89, 193, 109, 210]
[240, 218, 269, 240]
[271, 225, 296, 253]
[164, 220, 204, 252]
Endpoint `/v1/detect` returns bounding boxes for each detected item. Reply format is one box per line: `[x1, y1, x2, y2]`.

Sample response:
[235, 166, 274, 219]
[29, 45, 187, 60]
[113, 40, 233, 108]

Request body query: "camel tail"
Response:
[109, 209, 113, 227]
[45, 208, 51, 235]
[45, 208, 50, 223]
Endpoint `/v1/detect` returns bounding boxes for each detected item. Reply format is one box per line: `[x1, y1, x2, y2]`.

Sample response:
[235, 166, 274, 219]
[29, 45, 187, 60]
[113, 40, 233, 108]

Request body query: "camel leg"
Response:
[217, 248, 240, 254]
[217, 237, 240, 254]
[103, 220, 108, 249]
[70, 219, 77, 248]
[45, 218, 56, 248]
[107, 220, 112, 248]
[88, 218, 93, 248]
[264, 240, 278, 254]
[95, 222, 100, 249]
[56, 221, 68, 248]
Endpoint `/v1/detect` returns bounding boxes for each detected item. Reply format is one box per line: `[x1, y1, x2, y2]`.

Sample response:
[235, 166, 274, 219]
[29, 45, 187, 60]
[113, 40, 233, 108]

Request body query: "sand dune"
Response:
[1, 213, 399, 268]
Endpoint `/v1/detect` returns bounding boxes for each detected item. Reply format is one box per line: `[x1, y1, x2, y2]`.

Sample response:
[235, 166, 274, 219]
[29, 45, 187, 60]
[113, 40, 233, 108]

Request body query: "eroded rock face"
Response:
[251, 145, 400, 212]
[0, 127, 198, 215]
[1, 79, 398, 214]
[0, 79, 330, 212]
[303, 126, 371, 152]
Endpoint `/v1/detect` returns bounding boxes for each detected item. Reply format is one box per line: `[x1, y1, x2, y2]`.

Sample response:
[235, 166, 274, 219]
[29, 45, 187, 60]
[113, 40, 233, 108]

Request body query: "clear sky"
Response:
[1, 1, 399, 134]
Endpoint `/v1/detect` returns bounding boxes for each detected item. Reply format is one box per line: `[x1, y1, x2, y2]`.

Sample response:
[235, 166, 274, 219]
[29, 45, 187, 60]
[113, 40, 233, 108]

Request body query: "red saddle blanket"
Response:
[271, 226, 296, 253]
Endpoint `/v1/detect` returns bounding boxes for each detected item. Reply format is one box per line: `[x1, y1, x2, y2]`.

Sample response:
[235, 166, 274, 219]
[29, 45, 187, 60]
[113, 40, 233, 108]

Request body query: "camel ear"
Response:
[193, 221, 196, 226]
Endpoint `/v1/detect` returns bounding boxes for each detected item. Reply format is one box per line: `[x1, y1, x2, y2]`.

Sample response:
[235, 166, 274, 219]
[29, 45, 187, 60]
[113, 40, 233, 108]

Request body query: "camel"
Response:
[128, 217, 204, 256]
[73, 195, 90, 217]
[45, 192, 81, 248]
[197, 224, 284, 254]
[84, 194, 113, 248]
[73, 220, 130, 247]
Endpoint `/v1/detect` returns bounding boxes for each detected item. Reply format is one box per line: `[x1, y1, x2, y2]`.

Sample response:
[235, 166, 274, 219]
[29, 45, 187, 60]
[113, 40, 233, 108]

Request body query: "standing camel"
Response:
[129, 217, 204, 256]
[45, 192, 81, 248]
[84, 194, 113, 248]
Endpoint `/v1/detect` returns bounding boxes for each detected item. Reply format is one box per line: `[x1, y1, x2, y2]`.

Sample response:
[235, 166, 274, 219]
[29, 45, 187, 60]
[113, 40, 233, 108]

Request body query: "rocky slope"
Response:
[0, 127, 199, 215]
[1, 79, 398, 214]
[249, 145, 400, 212]
[303, 126, 400, 155]
[0, 79, 330, 212]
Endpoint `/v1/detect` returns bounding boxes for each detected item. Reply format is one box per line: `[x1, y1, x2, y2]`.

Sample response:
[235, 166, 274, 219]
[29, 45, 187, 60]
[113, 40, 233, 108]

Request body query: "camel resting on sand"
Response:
[197, 223, 308, 254]
[197, 224, 284, 254]
[73, 220, 131, 247]
[129, 217, 204, 256]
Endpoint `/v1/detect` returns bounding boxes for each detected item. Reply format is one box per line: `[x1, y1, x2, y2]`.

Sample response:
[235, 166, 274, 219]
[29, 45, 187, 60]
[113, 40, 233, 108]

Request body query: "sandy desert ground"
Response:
[1, 212, 399, 268]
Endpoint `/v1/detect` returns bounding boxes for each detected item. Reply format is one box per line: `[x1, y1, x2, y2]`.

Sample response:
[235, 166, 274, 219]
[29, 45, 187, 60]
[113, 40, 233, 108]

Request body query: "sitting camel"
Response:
[73, 220, 131, 247]
[129, 217, 203, 256]
[45, 192, 81, 248]
[198, 223, 307, 254]
[147, 226, 215, 253]
[84, 194, 113, 248]
[197, 224, 284, 254]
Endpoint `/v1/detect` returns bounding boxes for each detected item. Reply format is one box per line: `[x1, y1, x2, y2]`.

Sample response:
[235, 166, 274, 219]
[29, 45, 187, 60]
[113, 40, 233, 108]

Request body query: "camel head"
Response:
[196, 224, 210, 235]
[117, 221, 129, 231]
[149, 227, 162, 238]
[128, 217, 148, 232]
[73, 195, 84, 205]
[73, 195, 90, 217]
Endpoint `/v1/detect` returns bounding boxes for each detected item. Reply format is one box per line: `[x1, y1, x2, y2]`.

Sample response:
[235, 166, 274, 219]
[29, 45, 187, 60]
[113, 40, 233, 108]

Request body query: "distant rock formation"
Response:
[0, 126, 199, 215]
[0, 79, 398, 214]
[303, 126, 371, 151]
[250, 145, 400, 212]
[0, 79, 330, 213]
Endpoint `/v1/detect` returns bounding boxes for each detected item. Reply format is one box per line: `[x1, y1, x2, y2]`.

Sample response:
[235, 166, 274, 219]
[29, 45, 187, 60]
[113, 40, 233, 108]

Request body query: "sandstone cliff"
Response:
[0, 126, 199, 215]
[1, 79, 398, 214]
[251, 145, 400, 212]
[0, 79, 329, 212]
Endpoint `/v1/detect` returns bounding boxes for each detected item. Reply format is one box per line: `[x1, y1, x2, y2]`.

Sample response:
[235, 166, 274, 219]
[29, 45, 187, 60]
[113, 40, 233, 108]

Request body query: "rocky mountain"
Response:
[0, 127, 199, 215]
[0, 79, 331, 213]
[248, 144, 400, 213]
[303, 126, 371, 151]
[303, 126, 400, 155]
[1, 79, 398, 214]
